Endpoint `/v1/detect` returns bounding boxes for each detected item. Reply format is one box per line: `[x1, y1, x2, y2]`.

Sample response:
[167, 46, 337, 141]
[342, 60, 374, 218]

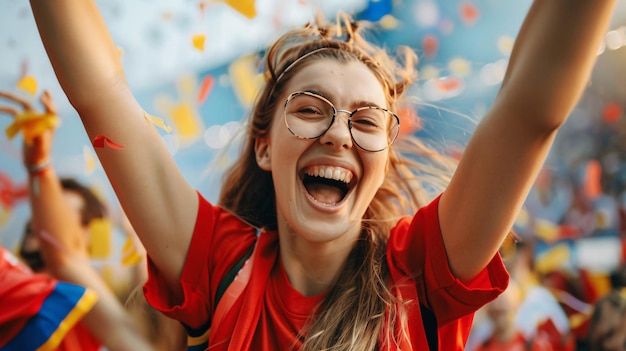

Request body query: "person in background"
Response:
[1, 89, 174, 351]
[28, 0, 618, 349]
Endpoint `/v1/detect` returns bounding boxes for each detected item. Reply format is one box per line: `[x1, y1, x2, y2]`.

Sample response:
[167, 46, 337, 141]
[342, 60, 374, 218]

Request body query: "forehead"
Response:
[282, 58, 387, 107]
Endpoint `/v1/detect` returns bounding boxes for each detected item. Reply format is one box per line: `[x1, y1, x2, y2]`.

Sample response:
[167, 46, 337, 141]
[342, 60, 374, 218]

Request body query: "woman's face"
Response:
[255, 58, 390, 249]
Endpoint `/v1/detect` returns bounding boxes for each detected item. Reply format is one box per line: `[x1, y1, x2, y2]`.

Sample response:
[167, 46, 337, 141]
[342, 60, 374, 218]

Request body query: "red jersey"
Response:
[0, 246, 101, 351]
[144, 192, 509, 350]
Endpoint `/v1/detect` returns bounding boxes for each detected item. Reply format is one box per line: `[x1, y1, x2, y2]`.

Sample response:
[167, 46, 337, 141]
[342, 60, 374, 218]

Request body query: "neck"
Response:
[279, 231, 358, 297]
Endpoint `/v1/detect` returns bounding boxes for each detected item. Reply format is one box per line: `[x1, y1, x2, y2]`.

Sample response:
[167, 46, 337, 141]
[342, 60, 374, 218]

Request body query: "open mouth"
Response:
[302, 165, 353, 206]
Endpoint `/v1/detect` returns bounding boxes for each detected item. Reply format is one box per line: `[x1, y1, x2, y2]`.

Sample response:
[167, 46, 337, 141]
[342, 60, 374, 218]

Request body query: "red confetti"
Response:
[602, 102, 622, 124]
[460, 2, 480, 26]
[92, 134, 125, 149]
[197, 75, 215, 106]
[435, 77, 462, 92]
[422, 34, 439, 59]
[397, 107, 422, 136]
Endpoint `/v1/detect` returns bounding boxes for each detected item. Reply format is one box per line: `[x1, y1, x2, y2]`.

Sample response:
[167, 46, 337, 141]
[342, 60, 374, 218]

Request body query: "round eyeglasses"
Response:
[283, 91, 400, 152]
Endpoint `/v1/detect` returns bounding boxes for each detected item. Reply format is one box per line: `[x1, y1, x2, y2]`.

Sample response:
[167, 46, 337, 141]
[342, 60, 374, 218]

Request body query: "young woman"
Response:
[28, 0, 617, 349]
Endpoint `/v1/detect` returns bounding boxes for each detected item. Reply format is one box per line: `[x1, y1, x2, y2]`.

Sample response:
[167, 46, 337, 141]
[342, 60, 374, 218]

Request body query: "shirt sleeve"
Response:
[143, 191, 257, 331]
[387, 194, 509, 325]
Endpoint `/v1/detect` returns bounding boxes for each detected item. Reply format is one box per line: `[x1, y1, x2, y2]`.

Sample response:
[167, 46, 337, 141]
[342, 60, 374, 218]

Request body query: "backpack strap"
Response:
[420, 303, 438, 351]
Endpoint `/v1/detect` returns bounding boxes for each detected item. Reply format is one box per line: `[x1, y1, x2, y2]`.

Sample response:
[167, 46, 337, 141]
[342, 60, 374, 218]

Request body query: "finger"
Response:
[40, 90, 57, 115]
[0, 91, 35, 111]
[0, 105, 19, 118]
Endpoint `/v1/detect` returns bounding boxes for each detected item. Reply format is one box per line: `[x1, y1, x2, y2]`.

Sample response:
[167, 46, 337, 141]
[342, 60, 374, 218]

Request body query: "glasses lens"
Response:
[350, 107, 399, 152]
[285, 92, 334, 139]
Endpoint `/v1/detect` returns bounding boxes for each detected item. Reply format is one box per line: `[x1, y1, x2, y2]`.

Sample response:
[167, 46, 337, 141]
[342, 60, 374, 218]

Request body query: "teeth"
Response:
[305, 165, 353, 183]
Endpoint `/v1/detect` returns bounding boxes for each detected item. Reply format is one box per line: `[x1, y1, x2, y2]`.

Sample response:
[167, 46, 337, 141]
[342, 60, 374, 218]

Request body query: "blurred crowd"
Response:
[465, 92, 626, 351]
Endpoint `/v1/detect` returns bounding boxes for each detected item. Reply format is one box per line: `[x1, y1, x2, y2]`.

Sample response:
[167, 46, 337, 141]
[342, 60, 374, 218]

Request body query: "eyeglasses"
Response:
[283, 91, 400, 152]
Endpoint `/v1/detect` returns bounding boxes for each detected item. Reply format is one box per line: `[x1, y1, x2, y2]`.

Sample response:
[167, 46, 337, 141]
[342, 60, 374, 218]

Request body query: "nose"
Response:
[319, 110, 353, 149]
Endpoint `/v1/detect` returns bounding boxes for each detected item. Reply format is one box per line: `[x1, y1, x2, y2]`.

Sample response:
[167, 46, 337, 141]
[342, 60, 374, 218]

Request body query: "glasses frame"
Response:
[283, 91, 400, 152]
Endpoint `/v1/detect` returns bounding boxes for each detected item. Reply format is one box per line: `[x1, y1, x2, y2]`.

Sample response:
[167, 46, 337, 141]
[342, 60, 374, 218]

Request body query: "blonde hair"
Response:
[218, 12, 456, 350]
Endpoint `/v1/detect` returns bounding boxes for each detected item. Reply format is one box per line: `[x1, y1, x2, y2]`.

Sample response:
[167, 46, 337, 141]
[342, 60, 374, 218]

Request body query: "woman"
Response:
[28, 0, 617, 349]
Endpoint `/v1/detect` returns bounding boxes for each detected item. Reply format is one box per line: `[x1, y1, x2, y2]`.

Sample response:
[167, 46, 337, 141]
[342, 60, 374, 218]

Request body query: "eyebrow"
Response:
[300, 88, 385, 110]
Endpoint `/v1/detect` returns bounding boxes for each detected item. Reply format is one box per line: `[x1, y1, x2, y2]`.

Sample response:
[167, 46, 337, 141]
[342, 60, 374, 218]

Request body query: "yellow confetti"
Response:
[16, 75, 38, 96]
[116, 46, 124, 58]
[83, 145, 96, 175]
[170, 102, 202, 142]
[144, 111, 172, 133]
[223, 0, 256, 19]
[121, 236, 143, 266]
[378, 14, 400, 30]
[88, 218, 112, 259]
[5, 111, 60, 145]
[229, 54, 264, 108]
[192, 33, 206, 51]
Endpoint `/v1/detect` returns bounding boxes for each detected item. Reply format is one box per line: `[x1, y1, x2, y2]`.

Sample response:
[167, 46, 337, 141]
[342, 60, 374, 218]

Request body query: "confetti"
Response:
[197, 75, 215, 105]
[459, 2, 480, 26]
[229, 54, 264, 107]
[224, 0, 257, 19]
[84, 145, 96, 174]
[16, 75, 38, 96]
[422, 34, 439, 59]
[5, 111, 60, 145]
[378, 14, 399, 30]
[121, 236, 143, 266]
[192, 33, 206, 51]
[144, 111, 172, 133]
[88, 218, 112, 259]
[92, 134, 125, 149]
[397, 107, 422, 136]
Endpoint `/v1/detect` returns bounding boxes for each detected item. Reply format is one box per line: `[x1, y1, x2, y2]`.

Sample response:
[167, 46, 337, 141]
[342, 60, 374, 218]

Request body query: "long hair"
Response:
[218, 12, 456, 350]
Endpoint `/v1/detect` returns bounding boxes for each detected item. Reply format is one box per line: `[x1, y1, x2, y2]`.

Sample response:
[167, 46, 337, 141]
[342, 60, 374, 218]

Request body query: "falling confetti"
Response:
[224, 0, 257, 19]
[92, 134, 125, 149]
[229, 54, 264, 107]
[397, 107, 422, 136]
[84, 145, 97, 174]
[88, 218, 112, 259]
[192, 33, 206, 51]
[459, 2, 480, 26]
[422, 34, 439, 59]
[16, 75, 38, 96]
[4, 111, 60, 145]
[144, 111, 172, 133]
[378, 14, 400, 30]
[197, 75, 215, 105]
[121, 236, 143, 266]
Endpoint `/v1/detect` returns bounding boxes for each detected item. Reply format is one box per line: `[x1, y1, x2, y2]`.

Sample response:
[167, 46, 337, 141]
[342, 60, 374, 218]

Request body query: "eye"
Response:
[351, 108, 385, 129]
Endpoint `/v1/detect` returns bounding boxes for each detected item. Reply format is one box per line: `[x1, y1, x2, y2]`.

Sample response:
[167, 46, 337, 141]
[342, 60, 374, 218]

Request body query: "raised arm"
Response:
[29, 0, 198, 294]
[439, 0, 617, 281]
[2, 91, 152, 351]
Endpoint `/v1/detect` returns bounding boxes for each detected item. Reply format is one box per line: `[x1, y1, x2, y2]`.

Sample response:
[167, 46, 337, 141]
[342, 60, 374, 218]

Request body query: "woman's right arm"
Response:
[29, 0, 198, 298]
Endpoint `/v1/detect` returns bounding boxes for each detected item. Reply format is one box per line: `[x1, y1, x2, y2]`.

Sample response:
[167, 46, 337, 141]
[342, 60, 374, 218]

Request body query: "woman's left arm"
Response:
[438, 0, 618, 281]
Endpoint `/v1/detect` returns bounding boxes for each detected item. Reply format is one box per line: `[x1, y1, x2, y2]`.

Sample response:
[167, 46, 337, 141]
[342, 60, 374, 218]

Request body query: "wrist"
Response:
[27, 159, 52, 176]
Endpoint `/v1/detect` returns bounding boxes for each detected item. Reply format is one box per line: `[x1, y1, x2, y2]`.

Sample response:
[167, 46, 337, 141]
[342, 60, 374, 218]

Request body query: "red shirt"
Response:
[0, 246, 101, 351]
[145, 192, 509, 350]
